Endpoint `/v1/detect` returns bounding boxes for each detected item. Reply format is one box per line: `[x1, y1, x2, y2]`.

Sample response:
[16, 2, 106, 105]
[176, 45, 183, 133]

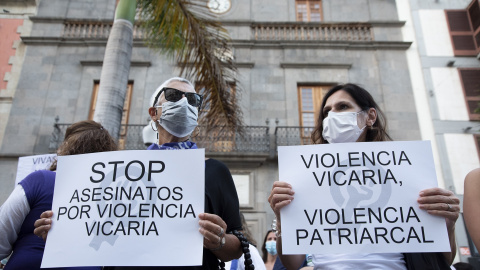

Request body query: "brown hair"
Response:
[239, 212, 257, 246]
[311, 83, 392, 144]
[49, 120, 117, 170]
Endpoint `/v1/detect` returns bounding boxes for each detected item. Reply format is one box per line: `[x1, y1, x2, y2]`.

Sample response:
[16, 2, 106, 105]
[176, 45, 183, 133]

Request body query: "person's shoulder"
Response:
[465, 168, 480, 183]
[22, 170, 55, 182]
[206, 158, 228, 168]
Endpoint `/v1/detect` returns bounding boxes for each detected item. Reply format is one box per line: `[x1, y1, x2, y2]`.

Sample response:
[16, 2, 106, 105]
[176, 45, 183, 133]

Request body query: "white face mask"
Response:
[156, 97, 198, 138]
[322, 111, 366, 144]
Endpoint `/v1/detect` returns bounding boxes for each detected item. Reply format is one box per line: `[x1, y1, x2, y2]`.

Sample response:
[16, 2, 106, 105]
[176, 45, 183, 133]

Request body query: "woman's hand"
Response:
[417, 187, 460, 229]
[417, 187, 459, 264]
[268, 181, 295, 218]
[33, 210, 53, 242]
[198, 213, 241, 261]
[198, 213, 227, 250]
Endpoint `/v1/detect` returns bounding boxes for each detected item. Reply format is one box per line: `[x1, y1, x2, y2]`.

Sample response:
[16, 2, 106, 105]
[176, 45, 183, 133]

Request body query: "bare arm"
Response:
[464, 169, 480, 253]
[268, 181, 305, 270]
[417, 187, 460, 265]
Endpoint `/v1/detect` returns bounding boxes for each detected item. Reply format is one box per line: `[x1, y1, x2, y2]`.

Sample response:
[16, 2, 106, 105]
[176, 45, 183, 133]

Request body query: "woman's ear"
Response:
[367, 108, 377, 127]
[148, 107, 157, 120]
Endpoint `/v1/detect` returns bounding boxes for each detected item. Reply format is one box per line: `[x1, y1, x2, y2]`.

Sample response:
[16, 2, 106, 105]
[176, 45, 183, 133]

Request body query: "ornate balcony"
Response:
[59, 21, 372, 42]
[49, 122, 270, 154]
[48, 122, 315, 156]
[62, 21, 146, 39]
[275, 126, 315, 146]
[251, 22, 373, 41]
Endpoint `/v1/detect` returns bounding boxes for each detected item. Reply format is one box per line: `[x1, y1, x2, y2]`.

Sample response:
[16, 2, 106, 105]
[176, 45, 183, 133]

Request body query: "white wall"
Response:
[444, 134, 480, 194]
[431, 67, 469, 121]
[418, 10, 454, 56]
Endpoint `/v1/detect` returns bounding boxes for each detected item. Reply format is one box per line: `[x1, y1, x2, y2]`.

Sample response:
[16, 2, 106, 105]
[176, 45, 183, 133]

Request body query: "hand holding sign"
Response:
[33, 210, 53, 241]
[417, 187, 460, 228]
[268, 181, 295, 219]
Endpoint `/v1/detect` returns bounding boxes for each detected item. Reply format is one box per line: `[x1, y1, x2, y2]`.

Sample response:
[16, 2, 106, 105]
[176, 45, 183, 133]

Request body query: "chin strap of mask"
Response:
[219, 230, 255, 270]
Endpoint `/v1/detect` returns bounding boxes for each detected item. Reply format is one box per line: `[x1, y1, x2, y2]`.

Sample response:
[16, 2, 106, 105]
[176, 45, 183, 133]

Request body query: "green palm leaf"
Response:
[138, 0, 243, 131]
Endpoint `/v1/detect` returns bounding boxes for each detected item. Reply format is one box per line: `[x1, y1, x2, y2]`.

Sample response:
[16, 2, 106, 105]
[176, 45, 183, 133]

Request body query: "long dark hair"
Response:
[49, 120, 117, 170]
[262, 229, 275, 263]
[311, 83, 392, 144]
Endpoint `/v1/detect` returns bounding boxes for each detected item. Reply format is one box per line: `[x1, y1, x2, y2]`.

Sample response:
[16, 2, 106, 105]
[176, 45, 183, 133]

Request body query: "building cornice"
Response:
[280, 63, 352, 69]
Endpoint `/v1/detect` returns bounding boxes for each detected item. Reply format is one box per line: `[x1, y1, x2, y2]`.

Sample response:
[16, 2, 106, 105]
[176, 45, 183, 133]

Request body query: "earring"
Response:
[151, 121, 158, 132]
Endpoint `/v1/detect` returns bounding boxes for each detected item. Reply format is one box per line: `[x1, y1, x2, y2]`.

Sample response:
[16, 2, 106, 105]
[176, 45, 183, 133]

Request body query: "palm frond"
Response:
[137, 0, 243, 132]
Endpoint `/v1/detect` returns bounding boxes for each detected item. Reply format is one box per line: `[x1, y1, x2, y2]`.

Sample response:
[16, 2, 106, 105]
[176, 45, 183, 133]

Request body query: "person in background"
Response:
[463, 168, 480, 252]
[262, 230, 277, 270]
[225, 212, 265, 270]
[268, 83, 460, 270]
[34, 77, 244, 269]
[0, 120, 116, 270]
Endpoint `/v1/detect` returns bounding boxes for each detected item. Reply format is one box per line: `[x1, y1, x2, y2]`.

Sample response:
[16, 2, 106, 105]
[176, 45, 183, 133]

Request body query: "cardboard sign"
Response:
[15, 154, 57, 184]
[278, 141, 450, 254]
[42, 149, 205, 267]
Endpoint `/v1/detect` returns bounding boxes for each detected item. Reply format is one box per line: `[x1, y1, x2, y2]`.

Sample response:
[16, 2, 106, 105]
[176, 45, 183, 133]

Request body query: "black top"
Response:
[105, 159, 242, 270]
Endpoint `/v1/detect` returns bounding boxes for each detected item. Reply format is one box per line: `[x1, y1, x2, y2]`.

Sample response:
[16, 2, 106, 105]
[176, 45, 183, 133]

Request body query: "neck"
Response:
[157, 126, 189, 145]
[267, 254, 277, 263]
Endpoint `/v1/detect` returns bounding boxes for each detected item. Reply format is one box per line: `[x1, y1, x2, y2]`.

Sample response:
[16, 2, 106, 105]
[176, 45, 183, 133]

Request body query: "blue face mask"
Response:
[265, 241, 277, 255]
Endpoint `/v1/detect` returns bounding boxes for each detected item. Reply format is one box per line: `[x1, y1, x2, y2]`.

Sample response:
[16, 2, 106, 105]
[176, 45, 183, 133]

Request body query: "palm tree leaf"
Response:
[138, 0, 243, 132]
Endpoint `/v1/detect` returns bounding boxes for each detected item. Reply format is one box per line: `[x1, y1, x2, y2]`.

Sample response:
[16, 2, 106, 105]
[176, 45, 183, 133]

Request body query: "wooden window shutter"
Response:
[458, 68, 480, 120]
[467, 0, 480, 53]
[445, 10, 477, 56]
[468, 0, 480, 31]
[475, 134, 480, 160]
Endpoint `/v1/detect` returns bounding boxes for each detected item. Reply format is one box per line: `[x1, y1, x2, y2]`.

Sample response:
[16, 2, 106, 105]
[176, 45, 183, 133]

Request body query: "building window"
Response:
[458, 68, 480, 121]
[445, 0, 480, 56]
[89, 81, 133, 149]
[475, 134, 480, 161]
[298, 85, 330, 144]
[296, 0, 323, 22]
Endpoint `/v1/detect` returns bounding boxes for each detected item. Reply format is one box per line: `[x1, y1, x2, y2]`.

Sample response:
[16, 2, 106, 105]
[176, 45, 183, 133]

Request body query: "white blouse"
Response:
[312, 253, 407, 270]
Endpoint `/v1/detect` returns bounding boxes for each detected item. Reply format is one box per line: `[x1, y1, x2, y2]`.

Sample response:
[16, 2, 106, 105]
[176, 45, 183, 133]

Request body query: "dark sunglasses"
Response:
[153, 87, 203, 108]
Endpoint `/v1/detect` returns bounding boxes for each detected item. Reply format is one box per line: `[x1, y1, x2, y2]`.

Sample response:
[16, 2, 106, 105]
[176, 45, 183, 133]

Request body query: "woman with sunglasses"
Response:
[267, 84, 459, 270]
[114, 77, 242, 269]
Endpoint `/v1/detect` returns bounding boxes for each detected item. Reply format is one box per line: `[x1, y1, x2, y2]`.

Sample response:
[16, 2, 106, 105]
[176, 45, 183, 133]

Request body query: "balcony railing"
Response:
[49, 123, 270, 154]
[252, 23, 373, 41]
[60, 21, 372, 42]
[275, 126, 315, 146]
[49, 122, 316, 155]
[62, 21, 145, 39]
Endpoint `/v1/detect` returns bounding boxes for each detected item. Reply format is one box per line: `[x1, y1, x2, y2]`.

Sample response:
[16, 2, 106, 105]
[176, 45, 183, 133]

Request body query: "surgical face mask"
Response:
[156, 97, 198, 138]
[322, 111, 366, 144]
[265, 240, 277, 255]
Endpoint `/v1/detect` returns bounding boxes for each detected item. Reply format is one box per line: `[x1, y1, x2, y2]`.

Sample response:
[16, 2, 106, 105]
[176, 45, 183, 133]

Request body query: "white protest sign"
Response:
[42, 149, 205, 267]
[15, 154, 57, 184]
[278, 141, 450, 254]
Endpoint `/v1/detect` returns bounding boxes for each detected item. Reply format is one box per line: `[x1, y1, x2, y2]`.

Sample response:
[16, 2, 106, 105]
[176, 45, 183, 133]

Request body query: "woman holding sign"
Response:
[268, 83, 459, 270]
[0, 120, 116, 270]
[34, 77, 245, 270]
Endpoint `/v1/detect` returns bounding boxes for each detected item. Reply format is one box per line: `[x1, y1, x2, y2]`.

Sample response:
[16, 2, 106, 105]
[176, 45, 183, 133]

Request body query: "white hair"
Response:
[150, 77, 195, 107]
